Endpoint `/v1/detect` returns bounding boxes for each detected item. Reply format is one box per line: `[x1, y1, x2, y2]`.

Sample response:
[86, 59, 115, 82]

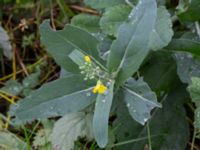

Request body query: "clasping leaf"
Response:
[107, 0, 157, 86]
[93, 81, 114, 147]
[123, 78, 161, 125]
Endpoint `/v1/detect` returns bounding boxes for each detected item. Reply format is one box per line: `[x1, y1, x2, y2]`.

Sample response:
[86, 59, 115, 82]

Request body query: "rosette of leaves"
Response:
[8, 0, 177, 148]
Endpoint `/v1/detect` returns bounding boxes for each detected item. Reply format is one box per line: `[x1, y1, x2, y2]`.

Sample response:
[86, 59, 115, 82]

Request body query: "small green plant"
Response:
[11, 0, 170, 148]
[7, 0, 200, 149]
[9, 0, 170, 148]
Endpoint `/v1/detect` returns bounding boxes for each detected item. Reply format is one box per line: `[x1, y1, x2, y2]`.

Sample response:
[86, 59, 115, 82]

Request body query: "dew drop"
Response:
[100, 36, 104, 41]
[102, 99, 106, 103]
[91, 33, 96, 36]
[86, 92, 91, 97]
[180, 56, 184, 60]
[133, 109, 136, 113]
[144, 118, 148, 122]
[126, 103, 130, 107]
[13, 87, 19, 92]
[187, 54, 193, 59]
[106, 82, 111, 86]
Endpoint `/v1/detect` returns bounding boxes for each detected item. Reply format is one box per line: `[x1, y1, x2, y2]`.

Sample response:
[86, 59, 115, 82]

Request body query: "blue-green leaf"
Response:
[68, 49, 85, 66]
[71, 13, 100, 33]
[141, 51, 178, 95]
[100, 5, 173, 50]
[100, 4, 132, 36]
[0, 131, 29, 150]
[166, 38, 200, 56]
[84, 0, 125, 9]
[149, 6, 173, 51]
[0, 25, 12, 59]
[39, 20, 101, 73]
[59, 69, 75, 78]
[51, 112, 93, 150]
[188, 77, 200, 129]
[122, 78, 161, 125]
[178, 0, 200, 21]
[174, 52, 200, 84]
[107, 0, 157, 86]
[0, 80, 23, 96]
[9, 75, 96, 124]
[131, 86, 189, 150]
[114, 86, 189, 150]
[93, 81, 114, 148]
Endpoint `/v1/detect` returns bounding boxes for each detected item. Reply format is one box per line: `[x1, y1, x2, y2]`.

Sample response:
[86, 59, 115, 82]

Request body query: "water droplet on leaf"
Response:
[144, 118, 148, 122]
[86, 92, 91, 97]
[102, 99, 106, 103]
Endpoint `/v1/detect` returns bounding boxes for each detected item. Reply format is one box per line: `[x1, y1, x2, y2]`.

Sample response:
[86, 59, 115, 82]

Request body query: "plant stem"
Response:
[109, 134, 163, 147]
[147, 121, 152, 150]
[191, 128, 197, 150]
[23, 126, 31, 150]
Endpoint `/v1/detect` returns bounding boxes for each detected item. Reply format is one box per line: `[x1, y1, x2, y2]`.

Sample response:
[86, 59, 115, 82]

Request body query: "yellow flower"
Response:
[84, 55, 91, 63]
[92, 80, 107, 94]
[98, 85, 107, 94]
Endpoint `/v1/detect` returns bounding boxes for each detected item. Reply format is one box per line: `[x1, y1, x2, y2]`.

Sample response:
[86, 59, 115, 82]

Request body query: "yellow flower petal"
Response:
[92, 82, 100, 93]
[92, 80, 107, 94]
[98, 85, 107, 94]
[92, 86, 98, 93]
[84, 55, 91, 63]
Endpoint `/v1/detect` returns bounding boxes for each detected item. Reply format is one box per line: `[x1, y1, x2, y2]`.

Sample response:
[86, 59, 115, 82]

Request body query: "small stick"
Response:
[15, 47, 29, 76]
[70, 5, 100, 15]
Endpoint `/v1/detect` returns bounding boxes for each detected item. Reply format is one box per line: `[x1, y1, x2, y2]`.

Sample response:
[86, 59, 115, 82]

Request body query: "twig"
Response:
[147, 121, 152, 150]
[39, 66, 57, 83]
[188, 142, 200, 150]
[15, 47, 29, 76]
[0, 93, 17, 105]
[190, 129, 197, 150]
[0, 56, 46, 81]
[50, 0, 56, 29]
[0, 90, 20, 99]
[125, 0, 134, 7]
[70, 5, 100, 15]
